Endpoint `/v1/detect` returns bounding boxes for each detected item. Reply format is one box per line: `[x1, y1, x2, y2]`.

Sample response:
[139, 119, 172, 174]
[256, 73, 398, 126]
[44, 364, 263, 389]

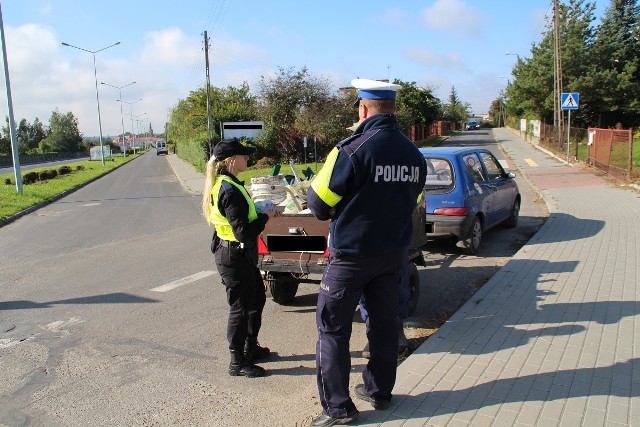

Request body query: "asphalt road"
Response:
[0, 128, 548, 426]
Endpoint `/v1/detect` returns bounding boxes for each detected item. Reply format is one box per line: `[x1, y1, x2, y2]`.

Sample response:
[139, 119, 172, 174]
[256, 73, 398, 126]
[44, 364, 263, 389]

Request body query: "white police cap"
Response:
[351, 78, 402, 101]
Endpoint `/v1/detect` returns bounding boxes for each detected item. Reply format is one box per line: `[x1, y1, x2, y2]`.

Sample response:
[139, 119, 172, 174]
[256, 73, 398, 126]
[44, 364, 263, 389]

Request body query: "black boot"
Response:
[228, 350, 265, 378]
[244, 337, 270, 362]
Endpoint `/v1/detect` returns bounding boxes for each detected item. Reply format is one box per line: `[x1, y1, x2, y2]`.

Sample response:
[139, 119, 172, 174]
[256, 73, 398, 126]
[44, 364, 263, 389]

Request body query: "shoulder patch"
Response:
[221, 180, 235, 193]
[340, 129, 380, 155]
[336, 133, 361, 150]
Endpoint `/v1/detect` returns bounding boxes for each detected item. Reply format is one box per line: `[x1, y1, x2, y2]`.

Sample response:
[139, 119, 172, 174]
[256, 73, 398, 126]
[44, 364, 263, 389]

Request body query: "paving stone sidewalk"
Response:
[358, 128, 640, 426]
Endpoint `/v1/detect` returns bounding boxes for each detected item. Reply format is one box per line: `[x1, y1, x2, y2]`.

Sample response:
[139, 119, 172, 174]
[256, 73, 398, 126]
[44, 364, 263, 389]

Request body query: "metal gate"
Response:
[587, 128, 633, 180]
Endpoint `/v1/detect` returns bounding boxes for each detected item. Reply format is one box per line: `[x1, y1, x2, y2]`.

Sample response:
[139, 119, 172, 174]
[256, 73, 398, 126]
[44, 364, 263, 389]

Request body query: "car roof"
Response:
[419, 146, 488, 156]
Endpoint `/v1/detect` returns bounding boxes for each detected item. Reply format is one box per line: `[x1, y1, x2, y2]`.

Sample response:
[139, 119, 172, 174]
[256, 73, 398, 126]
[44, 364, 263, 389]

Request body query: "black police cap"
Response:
[213, 138, 257, 161]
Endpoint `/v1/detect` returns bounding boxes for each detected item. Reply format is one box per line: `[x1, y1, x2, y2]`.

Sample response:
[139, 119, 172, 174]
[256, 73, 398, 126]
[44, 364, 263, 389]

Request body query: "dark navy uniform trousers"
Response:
[316, 250, 403, 418]
[214, 241, 266, 360]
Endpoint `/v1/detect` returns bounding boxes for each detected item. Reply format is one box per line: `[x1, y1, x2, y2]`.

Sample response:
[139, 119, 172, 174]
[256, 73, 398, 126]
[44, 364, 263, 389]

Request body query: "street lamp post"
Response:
[504, 51, 521, 61]
[101, 81, 136, 156]
[131, 113, 147, 153]
[62, 41, 121, 166]
[119, 98, 142, 154]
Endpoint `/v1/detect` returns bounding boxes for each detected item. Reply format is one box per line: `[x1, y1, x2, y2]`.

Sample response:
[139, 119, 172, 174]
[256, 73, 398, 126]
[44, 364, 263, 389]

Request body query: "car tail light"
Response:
[433, 207, 468, 216]
[257, 236, 270, 255]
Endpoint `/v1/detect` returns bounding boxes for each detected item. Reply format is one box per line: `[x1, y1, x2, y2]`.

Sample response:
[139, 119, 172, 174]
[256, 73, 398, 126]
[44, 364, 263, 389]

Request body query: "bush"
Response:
[76, 165, 85, 171]
[23, 171, 38, 184]
[4, 178, 11, 185]
[58, 165, 72, 175]
[38, 169, 58, 181]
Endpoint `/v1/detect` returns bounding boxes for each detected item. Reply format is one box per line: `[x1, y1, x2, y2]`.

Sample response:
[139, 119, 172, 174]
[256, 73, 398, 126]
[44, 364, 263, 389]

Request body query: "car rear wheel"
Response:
[459, 216, 482, 255]
[504, 199, 520, 228]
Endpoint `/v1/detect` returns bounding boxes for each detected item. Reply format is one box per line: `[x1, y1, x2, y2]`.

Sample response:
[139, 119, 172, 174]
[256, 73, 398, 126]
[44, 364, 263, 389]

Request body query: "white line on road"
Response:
[150, 270, 216, 292]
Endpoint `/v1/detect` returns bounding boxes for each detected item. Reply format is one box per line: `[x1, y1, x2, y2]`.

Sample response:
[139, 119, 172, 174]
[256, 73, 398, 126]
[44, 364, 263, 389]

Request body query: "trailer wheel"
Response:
[406, 262, 420, 316]
[264, 272, 299, 305]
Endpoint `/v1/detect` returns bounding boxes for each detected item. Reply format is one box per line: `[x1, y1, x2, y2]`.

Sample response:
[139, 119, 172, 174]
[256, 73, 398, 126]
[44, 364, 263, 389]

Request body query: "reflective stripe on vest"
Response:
[310, 147, 343, 208]
[208, 175, 258, 241]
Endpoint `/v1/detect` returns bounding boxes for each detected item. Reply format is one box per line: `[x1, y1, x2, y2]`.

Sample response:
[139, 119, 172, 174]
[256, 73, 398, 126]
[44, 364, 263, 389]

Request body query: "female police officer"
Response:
[307, 79, 427, 426]
[202, 138, 276, 378]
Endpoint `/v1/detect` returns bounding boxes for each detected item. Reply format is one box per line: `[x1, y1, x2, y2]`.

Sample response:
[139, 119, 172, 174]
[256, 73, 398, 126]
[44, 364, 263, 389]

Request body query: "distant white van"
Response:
[156, 140, 168, 156]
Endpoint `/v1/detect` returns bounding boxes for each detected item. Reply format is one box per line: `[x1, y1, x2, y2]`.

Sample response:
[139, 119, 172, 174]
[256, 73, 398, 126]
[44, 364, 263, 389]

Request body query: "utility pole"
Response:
[204, 31, 214, 156]
[553, 0, 564, 148]
[0, 3, 22, 194]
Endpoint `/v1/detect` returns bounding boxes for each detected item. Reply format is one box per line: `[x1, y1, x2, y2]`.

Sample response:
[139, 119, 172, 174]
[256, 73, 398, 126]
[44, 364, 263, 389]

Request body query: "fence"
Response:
[0, 151, 88, 168]
[539, 123, 589, 161]
[406, 121, 455, 142]
[511, 120, 637, 182]
[586, 128, 634, 180]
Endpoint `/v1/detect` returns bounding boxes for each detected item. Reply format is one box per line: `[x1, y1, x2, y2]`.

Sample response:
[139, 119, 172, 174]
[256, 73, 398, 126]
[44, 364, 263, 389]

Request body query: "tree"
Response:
[505, 0, 640, 130]
[393, 79, 441, 131]
[28, 118, 47, 153]
[581, 0, 640, 127]
[166, 82, 258, 168]
[41, 110, 83, 153]
[256, 66, 338, 160]
[489, 96, 506, 127]
[505, 0, 596, 126]
[442, 86, 470, 128]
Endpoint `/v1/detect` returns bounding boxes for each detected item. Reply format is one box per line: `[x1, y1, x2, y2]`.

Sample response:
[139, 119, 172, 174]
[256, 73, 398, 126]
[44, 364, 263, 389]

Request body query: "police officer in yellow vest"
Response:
[307, 79, 427, 426]
[202, 138, 277, 378]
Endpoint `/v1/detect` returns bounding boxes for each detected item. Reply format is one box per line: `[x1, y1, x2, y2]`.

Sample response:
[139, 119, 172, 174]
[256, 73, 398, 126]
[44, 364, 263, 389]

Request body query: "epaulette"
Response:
[336, 133, 362, 149]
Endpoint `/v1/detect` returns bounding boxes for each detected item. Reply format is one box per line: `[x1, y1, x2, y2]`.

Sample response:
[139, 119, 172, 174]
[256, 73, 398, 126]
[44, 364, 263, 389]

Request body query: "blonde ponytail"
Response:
[202, 155, 223, 222]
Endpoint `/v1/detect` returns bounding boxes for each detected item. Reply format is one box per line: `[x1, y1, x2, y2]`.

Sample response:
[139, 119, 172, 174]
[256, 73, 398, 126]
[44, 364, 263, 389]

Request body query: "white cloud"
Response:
[421, 0, 483, 37]
[140, 28, 202, 69]
[404, 47, 466, 71]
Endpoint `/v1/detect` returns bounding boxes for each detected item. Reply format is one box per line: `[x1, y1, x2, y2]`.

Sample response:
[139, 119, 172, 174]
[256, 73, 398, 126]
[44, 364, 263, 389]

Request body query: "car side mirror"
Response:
[507, 172, 516, 179]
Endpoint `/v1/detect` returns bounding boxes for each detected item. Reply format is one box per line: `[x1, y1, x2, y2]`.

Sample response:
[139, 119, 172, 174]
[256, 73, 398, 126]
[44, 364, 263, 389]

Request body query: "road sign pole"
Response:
[567, 109, 571, 164]
[561, 92, 579, 165]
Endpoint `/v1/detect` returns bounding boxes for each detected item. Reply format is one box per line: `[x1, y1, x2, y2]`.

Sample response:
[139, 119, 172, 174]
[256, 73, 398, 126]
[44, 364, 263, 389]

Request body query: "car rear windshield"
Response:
[424, 157, 454, 194]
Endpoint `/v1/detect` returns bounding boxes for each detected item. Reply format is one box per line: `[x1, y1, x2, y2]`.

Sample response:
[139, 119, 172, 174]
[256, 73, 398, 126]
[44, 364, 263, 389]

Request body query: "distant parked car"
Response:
[466, 121, 479, 130]
[421, 146, 520, 254]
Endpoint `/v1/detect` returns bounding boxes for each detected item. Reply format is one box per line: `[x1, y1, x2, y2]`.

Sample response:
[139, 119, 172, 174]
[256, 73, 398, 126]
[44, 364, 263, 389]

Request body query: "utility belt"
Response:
[218, 239, 255, 250]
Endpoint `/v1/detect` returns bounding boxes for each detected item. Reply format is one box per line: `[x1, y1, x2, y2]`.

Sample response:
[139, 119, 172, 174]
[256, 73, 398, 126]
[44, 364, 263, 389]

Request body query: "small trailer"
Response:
[257, 203, 428, 315]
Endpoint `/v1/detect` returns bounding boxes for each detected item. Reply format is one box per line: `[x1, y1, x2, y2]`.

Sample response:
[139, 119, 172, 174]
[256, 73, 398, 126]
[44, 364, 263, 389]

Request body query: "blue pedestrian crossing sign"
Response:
[561, 92, 579, 110]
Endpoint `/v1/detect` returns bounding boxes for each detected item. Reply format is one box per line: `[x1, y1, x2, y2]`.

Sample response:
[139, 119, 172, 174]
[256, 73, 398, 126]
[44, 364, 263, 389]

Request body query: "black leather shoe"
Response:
[228, 360, 265, 378]
[244, 342, 270, 362]
[310, 408, 358, 426]
[354, 384, 390, 409]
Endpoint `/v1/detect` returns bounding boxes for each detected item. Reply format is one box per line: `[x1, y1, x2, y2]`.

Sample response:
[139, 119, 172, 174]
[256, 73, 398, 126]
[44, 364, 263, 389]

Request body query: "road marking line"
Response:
[524, 158, 538, 167]
[150, 270, 216, 292]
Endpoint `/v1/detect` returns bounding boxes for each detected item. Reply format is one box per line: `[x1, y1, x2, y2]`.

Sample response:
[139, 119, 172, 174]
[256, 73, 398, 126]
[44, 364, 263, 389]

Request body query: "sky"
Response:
[0, 0, 609, 139]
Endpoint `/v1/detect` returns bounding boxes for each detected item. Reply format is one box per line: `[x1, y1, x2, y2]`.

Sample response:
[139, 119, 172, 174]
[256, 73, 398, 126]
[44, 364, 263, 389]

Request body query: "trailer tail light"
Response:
[433, 207, 468, 216]
[258, 236, 270, 255]
[323, 247, 329, 257]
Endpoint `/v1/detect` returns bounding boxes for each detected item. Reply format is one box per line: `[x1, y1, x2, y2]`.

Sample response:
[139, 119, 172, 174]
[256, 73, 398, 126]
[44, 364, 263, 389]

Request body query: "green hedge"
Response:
[176, 138, 209, 173]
